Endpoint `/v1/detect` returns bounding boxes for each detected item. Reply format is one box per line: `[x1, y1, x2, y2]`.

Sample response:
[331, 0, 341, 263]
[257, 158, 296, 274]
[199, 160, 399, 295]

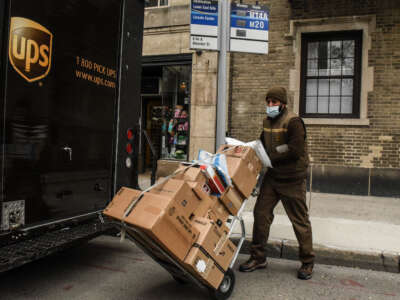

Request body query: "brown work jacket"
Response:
[261, 108, 309, 180]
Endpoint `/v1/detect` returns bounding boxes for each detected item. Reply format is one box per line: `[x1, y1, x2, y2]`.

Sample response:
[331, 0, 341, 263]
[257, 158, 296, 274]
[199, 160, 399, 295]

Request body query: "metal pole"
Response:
[216, 0, 229, 150]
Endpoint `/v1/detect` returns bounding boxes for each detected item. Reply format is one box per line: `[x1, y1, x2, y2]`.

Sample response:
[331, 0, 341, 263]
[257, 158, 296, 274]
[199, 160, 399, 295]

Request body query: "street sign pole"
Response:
[216, 0, 229, 149]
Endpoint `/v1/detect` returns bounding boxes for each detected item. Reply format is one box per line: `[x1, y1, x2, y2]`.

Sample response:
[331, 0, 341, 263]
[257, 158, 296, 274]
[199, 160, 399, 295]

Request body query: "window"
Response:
[300, 31, 362, 118]
[145, 0, 168, 8]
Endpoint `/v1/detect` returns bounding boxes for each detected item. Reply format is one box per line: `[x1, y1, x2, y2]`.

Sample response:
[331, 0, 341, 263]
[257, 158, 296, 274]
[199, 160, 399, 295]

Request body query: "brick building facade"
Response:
[229, 0, 400, 197]
[142, 1, 400, 197]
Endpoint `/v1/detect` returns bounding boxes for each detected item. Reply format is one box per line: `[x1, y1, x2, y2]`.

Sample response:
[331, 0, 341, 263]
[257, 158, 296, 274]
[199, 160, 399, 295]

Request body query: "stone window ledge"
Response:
[304, 118, 370, 126]
[285, 15, 376, 39]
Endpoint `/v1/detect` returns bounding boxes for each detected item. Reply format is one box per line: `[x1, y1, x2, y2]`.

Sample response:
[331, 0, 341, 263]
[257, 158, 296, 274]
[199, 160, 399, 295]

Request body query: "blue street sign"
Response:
[231, 4, 269, 31]
[230, 3, 269, 54]
[190, 0, 219, 50]
[191, 0, 218, 26]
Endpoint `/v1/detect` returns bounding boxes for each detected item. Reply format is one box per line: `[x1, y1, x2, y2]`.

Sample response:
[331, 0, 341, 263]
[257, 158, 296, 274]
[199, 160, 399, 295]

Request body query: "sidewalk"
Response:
[138, 173, 400, 273]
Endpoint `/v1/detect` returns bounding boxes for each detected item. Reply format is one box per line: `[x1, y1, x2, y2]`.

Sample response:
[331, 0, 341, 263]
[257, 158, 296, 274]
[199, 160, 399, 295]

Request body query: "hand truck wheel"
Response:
[209, 268, 235, 300]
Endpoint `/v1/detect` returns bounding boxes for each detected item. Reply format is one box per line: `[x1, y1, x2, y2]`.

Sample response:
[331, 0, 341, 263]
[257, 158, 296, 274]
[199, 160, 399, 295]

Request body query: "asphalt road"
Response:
[1, 235, 399, 300]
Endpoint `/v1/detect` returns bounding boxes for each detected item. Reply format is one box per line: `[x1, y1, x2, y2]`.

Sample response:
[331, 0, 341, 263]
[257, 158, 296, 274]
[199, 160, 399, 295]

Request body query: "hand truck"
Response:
[112, 199, 248, 300]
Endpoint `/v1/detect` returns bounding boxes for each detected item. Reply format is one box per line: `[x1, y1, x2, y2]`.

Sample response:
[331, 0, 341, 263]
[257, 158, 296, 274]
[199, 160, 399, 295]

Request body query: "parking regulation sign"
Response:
[190, 0, 219, 51]
[230, 3, 269, 54]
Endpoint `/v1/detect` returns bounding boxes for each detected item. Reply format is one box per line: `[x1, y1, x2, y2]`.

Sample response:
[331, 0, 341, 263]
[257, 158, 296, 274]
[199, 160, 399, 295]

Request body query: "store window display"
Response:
[164, 105, 189, 160]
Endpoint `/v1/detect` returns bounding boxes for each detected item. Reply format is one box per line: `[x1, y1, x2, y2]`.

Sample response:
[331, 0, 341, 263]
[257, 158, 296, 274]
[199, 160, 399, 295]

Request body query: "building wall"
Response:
[143, 3, 218, 163]
[229, 0, 400, 196]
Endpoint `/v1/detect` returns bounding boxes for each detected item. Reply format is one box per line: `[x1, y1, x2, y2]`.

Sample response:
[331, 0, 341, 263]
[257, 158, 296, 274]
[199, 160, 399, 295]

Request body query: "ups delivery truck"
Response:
[0, 0, 144, 272]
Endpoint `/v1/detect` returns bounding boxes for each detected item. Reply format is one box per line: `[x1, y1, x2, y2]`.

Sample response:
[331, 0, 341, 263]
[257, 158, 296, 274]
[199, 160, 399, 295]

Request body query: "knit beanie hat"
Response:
[265, 87, 287, 104]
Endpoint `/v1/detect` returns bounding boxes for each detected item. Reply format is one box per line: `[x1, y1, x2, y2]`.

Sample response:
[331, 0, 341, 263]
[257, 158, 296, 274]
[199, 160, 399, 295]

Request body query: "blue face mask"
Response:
[266, 105, 281, 118]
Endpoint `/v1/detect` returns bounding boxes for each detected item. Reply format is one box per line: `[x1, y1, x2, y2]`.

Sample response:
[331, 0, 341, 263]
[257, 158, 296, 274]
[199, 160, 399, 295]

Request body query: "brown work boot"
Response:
[239, 257, 267, 272]
[297, 262, 314, 280]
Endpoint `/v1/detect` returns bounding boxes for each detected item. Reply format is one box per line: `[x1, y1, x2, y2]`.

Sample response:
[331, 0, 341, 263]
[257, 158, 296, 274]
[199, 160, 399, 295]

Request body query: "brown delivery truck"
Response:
[0, 0, 144, 272]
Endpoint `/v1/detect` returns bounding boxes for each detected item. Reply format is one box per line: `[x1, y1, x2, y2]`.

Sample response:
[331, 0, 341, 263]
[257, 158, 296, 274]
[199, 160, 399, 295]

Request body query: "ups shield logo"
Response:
[9, 17, 53, 82]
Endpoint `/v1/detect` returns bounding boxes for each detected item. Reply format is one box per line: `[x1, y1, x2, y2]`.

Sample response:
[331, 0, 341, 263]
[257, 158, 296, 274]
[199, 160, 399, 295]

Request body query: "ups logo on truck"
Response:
[9, 17, 53, 82]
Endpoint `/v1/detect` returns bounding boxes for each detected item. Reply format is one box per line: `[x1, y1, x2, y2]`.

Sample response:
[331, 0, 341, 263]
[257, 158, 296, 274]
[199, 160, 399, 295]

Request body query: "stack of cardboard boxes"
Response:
[103, 145, 262, 289]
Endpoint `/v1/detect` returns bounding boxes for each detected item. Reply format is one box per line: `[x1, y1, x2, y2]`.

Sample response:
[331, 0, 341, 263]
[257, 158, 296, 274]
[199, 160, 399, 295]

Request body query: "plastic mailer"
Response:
[225, 137, 273, 168]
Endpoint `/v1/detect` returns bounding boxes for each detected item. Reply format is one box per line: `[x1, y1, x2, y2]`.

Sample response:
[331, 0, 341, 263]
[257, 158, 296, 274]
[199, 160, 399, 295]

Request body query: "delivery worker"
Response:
[239, 86, 315, 280]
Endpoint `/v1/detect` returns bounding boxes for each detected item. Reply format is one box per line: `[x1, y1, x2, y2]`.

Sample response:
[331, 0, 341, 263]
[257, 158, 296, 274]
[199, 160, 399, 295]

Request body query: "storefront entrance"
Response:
[140, 55, 192, 172]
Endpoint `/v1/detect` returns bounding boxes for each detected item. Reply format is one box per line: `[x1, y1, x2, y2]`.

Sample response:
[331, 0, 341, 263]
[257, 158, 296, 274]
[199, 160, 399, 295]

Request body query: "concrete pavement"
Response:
[138, 172, 400, 273]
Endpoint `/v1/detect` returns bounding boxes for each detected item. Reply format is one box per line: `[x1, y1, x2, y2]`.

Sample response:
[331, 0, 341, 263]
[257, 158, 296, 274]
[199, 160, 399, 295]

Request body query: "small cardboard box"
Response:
[217, 145, 262, 176]
[184, 218, 237, 289]
[174, 165, 208, 186]
[209, 199, 230, 224]
[182, 184, 230, 224]
[219, 186, 244, 216]
[186, 182, 218, 218]
[184, 247, 224, 289]
[225, 156, 257, 198]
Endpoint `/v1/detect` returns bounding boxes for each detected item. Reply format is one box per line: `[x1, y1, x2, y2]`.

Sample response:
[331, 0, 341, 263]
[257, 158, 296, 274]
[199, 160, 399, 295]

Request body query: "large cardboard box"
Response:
[103, 187, 142, 221]
[125, 192, 199, 261]
[219, 186, 244, 216]
[225, 156, 258, 198]
[217, 144, 262, 176]
[103, 187, 199, 261]
[149, 179, 201, 218]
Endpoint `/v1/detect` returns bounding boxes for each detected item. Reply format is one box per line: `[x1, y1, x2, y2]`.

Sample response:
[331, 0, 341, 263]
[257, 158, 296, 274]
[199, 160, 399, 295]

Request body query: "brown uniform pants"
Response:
[251, 175, 315, 263]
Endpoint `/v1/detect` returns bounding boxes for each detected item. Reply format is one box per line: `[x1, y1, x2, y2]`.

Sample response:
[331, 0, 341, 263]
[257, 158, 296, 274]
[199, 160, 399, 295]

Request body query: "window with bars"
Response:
[300, 31, 362, 118]
[145, 0, 168, 8]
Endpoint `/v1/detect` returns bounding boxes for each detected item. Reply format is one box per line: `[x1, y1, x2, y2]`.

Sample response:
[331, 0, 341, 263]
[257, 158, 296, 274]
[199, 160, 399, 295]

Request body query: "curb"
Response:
[232, 238, 400, 273]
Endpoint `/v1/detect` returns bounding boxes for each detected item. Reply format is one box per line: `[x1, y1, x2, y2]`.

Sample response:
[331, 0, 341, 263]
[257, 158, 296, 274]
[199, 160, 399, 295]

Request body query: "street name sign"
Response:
[190, 0, 219, 51]
[230, 3, 269, 54]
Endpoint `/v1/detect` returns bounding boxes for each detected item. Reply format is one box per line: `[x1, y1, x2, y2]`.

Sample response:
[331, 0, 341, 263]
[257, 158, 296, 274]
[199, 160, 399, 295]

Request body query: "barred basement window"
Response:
[145, 0, 168, 8]
[300, 31, 362, 118]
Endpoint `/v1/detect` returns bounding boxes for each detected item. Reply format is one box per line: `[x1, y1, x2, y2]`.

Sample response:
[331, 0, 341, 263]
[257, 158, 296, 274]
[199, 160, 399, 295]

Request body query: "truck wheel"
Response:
[209, 268, 235, 300]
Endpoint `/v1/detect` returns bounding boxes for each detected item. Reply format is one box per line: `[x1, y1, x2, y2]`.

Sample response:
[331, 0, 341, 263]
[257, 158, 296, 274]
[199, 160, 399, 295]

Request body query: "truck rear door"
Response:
[2, 0, 123, 227]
